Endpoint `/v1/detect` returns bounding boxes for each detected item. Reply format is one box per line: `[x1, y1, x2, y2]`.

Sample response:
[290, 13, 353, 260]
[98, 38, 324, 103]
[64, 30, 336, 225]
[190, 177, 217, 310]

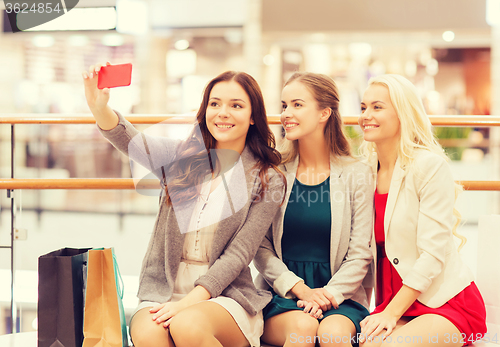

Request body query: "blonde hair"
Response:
[280, 72, 351, 163]
[359, 74, 466, 251]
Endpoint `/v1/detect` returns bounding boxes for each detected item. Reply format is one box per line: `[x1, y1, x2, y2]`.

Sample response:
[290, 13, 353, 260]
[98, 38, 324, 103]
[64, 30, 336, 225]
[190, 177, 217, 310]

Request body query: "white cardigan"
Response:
[254, 155, 374, 309]
[371, 149, 474, 308]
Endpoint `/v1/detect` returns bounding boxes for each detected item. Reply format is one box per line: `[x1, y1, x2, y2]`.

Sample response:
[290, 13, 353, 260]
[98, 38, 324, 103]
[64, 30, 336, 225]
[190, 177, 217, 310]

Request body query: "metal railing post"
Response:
[10, 124, 16, 334]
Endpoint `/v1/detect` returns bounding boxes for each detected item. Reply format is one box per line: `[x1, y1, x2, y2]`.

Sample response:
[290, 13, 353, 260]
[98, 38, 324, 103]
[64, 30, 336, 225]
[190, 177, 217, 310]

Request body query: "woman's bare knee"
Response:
[318, 315, 356, 346]
[262, 311, 319, 346]
[169, 305, 214, 347]
[169, 302, 247, 347]
[169, 311, 198, 341]
[130, 308, 173, 347]
[289, 314, 320, 337]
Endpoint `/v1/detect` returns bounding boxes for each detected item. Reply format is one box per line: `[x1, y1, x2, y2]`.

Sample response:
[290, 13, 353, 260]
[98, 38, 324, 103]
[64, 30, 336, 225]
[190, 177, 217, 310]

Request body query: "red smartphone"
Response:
[97, 63, 132, 89]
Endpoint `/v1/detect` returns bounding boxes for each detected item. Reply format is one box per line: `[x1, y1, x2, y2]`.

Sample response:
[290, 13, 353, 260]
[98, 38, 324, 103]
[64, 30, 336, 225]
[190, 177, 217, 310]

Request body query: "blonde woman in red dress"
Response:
[358, 74, 487, 347]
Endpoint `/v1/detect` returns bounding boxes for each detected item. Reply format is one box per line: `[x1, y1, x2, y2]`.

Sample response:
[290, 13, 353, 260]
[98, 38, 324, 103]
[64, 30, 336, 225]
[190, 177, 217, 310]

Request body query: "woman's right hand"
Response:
[82, 62, 119, 130]
[82, 62, 111, 113]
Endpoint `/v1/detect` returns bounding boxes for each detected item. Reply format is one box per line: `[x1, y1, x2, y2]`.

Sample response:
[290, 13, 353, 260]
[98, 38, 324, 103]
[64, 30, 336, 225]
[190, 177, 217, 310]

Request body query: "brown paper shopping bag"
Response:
[82, 248, 128, 347]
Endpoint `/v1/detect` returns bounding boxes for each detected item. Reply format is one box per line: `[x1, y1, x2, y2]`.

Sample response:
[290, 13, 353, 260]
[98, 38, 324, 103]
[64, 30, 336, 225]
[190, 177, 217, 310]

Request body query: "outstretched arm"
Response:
[83, 62, 180, 182]
[82, 62, 119, 130]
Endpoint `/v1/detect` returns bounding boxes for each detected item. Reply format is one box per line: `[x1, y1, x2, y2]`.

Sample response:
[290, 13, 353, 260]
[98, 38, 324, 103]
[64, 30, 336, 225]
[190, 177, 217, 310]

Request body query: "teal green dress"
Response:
[263, 177, 369, 334]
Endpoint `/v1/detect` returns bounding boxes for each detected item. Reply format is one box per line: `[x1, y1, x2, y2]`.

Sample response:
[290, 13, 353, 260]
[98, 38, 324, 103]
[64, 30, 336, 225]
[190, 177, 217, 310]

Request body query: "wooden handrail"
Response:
[0, 114, 499, 191]
[1, 114, 500, 126]
[0, 179, 160, 190]
[0, 178, 499, 191]
[459, 181, 500, 191]
[0, 115, 195, 125]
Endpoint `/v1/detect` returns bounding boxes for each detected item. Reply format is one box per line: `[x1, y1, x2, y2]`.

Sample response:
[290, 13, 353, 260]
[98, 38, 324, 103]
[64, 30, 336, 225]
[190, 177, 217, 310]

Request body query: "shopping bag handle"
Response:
[91, 248, 124, 299]
[112, 251, 124, 300]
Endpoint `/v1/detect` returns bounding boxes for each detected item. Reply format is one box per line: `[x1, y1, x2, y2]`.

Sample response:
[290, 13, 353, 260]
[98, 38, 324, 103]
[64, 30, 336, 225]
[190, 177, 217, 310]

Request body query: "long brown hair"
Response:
[165, 71, 284, 206]
[280, 72, 352, 163]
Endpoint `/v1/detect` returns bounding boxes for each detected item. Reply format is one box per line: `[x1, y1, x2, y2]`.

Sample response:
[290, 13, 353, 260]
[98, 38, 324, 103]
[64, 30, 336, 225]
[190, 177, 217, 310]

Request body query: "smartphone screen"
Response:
[97, 63, 132, 89]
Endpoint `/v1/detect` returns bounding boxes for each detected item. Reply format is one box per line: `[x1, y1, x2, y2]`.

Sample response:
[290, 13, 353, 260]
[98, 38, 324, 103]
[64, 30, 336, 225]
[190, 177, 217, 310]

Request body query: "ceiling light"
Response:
[68, 35, 89, 47]
[102, 34, 125, 47]
[487, 0, 500, 26]
[442, 31, 455, 42]
[263, 55, 275, 66]
[23, 7, 116, 31]
[174, 40, 190, 50]
[32, 35, 55, 47]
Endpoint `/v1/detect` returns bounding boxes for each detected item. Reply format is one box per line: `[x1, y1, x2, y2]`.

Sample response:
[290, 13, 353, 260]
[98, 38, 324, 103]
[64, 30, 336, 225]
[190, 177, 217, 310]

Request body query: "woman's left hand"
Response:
[150, 301, 188, 328]
[359, 311, 398, 342]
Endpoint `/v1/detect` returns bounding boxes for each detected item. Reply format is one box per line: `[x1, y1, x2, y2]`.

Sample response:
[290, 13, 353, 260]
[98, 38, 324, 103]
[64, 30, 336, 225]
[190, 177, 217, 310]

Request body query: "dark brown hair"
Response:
[165, 71, 285, 206]
[281, 72, 352, 163]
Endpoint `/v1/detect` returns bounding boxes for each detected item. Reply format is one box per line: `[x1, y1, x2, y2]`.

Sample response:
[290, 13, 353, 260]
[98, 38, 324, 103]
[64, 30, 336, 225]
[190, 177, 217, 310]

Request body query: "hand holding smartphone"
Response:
[97, 63, 132, 89]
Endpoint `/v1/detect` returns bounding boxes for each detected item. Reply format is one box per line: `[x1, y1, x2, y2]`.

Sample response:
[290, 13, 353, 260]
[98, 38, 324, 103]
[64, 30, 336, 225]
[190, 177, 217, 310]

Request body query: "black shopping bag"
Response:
[38, 247, 91, 347]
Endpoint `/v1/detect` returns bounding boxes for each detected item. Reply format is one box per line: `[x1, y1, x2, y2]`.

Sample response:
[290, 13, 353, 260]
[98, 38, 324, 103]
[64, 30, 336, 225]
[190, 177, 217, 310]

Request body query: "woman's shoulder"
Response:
[265, 165, 287, 188]
[409, 149, 453, 186]
[411, 149, 449, 171]
[240, 150, 285, 189]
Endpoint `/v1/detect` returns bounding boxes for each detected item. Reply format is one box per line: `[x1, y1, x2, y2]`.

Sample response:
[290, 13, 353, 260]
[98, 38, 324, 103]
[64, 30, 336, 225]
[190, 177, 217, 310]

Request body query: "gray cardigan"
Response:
[99, 112, 285, 315]
[253, 155, 374, 309]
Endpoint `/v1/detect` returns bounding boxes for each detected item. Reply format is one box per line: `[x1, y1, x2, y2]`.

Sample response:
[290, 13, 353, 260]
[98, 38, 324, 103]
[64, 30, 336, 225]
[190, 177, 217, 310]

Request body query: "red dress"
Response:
[373, 191, 487, 345]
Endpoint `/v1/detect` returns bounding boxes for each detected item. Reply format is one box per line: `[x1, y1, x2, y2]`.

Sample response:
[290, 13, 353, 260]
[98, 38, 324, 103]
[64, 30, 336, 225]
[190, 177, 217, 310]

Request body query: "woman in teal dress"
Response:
[254, 72, 374, 347]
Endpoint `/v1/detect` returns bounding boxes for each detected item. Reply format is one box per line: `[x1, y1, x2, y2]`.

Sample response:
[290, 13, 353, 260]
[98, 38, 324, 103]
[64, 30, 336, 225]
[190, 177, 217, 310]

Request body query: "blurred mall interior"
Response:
[0, 0, 499, 337]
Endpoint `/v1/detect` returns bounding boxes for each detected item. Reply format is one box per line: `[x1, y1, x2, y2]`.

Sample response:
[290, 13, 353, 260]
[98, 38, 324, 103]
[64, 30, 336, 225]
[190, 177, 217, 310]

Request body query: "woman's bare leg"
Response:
[169, 301, 248, 347]
[261, 311, 320, 347]
[130, 307, 175, 347]
[360, 315, 462, 347]
[317, 314, 356, 347]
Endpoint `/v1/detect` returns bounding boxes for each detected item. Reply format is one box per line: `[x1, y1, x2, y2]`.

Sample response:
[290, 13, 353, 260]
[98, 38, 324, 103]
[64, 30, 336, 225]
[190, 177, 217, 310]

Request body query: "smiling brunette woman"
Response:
[82, 65, 285, 347]
[358, 74, 486, 347]
[254, 72, 374, 347]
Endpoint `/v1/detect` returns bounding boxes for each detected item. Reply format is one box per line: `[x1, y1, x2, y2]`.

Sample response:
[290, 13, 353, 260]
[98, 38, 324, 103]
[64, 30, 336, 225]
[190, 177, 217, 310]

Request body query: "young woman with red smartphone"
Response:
[83, 63, 285, 347]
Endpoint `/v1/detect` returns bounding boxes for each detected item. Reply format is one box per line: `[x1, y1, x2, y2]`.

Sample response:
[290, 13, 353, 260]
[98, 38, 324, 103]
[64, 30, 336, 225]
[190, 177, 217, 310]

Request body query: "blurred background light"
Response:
[101, 33, 125, 47]
[486, 0, 500, 26]
[32, 35, 55, 48]
[23, 7, 117, 31]
[263, 54, 275, 66]
[405, 60, 418, 77]
[304, 44, 331, 74]
[68, 35, 89, 47]
[117, 0, 149, 35]
[426, 90, 441, 113]
[419, 48, 433, 65]
[369, 60, 386, 76]
[224, 29, 243, 44]
[166, 49, 197, 78]
[174, 39, 190, 51]
[310, 33, 327, 42]
[348, 42, 372, 59]
[442, 31, 455, 42]
[283, 51, 302, 65]
[425, 58, 439, 76]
